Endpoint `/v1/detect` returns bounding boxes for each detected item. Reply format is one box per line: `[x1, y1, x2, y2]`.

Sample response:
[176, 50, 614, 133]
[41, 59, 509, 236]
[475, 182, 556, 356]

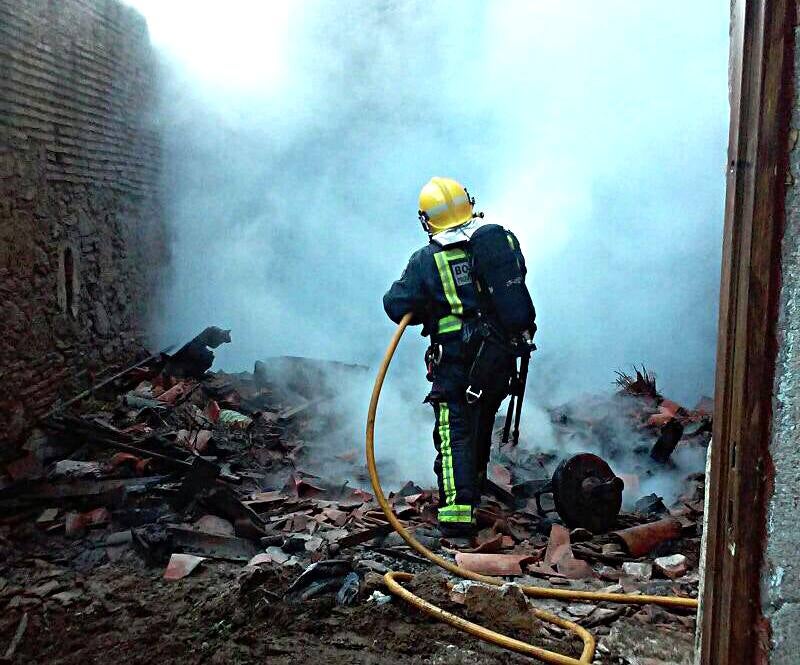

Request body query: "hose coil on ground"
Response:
[366, 313, 698, 664]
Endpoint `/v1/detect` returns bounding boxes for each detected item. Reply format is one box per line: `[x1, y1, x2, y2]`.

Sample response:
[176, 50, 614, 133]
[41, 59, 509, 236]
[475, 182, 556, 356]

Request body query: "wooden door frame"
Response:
[699, 0, 794, 662]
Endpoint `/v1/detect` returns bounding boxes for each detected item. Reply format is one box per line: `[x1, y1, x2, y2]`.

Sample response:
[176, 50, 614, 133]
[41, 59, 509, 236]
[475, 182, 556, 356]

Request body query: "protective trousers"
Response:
[431, 392, 505, 527]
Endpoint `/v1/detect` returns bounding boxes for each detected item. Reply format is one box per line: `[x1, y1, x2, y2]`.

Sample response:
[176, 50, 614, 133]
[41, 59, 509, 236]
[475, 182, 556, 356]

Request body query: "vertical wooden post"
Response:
[700, 0, 793, 662]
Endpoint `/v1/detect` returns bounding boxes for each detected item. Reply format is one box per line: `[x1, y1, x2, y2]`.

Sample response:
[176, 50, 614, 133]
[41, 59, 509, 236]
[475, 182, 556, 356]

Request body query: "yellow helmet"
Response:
[418, 176, 476, 235]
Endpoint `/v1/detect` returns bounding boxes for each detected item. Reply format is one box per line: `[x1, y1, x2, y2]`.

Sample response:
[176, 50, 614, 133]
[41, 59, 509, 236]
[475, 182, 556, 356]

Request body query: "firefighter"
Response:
[383, 177, 535, 538]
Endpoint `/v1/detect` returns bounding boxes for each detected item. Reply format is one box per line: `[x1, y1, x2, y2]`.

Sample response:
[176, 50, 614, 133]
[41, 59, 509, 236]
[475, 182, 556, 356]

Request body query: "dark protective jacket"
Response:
[384, 222, 532, 527]
[383, 223, 527, 397]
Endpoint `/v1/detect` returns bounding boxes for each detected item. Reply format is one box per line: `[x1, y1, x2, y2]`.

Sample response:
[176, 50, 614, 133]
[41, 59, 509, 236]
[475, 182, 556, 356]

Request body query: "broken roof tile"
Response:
[164, 553, 206, 581]
[454, 552, 536, 577]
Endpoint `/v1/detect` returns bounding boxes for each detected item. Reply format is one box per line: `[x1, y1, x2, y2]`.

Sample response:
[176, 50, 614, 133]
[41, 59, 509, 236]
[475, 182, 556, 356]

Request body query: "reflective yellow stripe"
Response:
[438, 403, 457, 507]
[437, 315, 461, 334]
[435, 250, 465, 317]
[438, 504, 473, 523]
[434, 248, 467, 335]
[443, 248, 467, 260]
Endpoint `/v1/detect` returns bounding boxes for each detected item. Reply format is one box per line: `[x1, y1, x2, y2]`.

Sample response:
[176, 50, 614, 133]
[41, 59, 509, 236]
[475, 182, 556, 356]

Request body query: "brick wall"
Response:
[0, 0, 166, 453]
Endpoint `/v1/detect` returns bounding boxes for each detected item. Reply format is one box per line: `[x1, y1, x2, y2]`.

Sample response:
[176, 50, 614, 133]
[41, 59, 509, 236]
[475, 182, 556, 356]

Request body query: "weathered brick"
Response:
[0, 0, 166, 453]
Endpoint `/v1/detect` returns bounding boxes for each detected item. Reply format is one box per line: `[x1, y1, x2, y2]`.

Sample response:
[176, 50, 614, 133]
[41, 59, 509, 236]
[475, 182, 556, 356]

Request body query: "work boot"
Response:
[435, 521, 475, 549]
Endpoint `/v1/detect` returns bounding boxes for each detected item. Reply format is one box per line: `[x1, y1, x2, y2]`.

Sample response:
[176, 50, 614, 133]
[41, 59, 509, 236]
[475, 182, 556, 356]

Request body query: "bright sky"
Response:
[123, 0, 297, 91]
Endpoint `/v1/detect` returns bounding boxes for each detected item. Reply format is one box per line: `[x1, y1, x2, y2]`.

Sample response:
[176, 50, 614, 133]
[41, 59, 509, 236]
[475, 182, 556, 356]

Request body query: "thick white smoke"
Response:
[126, 1, 728, 487]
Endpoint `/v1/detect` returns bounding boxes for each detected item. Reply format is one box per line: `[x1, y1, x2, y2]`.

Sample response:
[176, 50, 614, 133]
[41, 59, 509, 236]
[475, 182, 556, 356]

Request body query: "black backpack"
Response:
[464, 224, 535, 445]
[469, 224, 536, 342]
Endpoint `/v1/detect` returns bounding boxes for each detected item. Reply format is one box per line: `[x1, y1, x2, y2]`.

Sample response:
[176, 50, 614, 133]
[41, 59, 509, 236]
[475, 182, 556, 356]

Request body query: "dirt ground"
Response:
[0, 520, 696, 665]
[0, 546, 580, 664]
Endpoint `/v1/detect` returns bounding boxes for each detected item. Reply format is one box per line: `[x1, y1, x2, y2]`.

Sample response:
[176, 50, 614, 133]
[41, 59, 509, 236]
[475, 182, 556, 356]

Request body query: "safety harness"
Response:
[428, 223, 536, 445]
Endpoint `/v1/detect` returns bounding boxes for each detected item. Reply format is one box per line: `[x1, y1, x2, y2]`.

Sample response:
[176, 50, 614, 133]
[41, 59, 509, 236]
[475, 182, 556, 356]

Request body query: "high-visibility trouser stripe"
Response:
[438, 504, 473, 523]
[438, 403, 457, 508]
[438, 314, 461, 334]
[434, 249, 466, 320]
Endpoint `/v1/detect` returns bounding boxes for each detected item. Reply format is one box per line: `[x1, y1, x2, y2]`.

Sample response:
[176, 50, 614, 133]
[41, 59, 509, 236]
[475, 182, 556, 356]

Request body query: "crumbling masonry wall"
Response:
[761, 19, 800, 665]
[0, 0, 166, 452]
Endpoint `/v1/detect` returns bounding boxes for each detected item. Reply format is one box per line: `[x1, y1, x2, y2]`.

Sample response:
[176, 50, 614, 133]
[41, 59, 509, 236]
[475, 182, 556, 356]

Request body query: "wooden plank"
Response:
[699, 1, 793, 663]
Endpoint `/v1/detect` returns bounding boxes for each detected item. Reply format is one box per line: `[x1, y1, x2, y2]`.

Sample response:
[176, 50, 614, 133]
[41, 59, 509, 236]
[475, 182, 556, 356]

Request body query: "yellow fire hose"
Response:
[366, 313, 698, 664]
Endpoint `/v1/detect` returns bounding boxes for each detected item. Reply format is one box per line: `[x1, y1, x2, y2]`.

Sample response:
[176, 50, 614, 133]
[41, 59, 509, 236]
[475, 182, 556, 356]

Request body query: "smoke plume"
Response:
[126, 1, 729, 489]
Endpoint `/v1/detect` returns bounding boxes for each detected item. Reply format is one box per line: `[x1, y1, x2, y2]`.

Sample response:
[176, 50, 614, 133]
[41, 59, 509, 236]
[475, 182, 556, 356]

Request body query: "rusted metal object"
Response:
[551, 453, 624, 533]
[612, 517, 682, 557]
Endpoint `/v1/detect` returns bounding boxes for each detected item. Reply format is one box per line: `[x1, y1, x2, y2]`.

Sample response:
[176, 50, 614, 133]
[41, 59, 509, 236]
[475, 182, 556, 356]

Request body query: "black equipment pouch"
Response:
[465, 327, 514, 404]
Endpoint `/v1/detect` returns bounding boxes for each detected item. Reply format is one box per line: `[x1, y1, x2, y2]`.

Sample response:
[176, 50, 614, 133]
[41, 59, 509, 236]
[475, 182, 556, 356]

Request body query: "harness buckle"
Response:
[465, 385, 483, 404]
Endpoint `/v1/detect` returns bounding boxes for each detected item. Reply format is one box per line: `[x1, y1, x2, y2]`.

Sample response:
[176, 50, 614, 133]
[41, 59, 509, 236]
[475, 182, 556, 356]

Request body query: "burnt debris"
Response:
[0, 338, 708, 664]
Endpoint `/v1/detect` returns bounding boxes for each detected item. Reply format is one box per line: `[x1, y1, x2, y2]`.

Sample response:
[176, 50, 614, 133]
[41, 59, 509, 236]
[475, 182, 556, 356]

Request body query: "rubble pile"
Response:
[0, 335, 707, 664]
[549, 366, 712, 466]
